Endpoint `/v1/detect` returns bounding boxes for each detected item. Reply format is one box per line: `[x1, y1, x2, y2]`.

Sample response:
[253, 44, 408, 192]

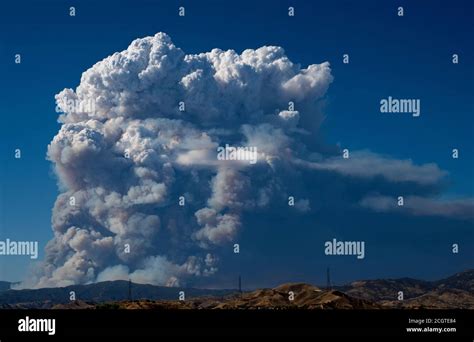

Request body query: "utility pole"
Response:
[238, 275, 242, 295]
[326, 267, 331, 290]
[128, 279, 132, 301]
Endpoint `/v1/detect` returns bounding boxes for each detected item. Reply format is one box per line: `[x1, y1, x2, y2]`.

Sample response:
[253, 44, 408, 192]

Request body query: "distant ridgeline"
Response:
[0, 280, 237, 308]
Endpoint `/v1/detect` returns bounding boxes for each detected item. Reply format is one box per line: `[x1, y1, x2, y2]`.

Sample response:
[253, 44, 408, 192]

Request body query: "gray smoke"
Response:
[19, 33, 457, 288]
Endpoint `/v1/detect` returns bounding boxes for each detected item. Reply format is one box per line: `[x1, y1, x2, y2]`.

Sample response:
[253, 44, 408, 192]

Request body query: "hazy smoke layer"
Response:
[21, 33, 455, 289]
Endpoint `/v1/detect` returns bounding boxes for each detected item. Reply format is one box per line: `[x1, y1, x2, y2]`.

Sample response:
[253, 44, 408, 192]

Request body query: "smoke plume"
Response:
[20, 33, 460, 288]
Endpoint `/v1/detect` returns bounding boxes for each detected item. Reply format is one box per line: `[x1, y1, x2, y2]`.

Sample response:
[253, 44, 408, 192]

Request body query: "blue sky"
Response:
[0, 0, 473, 287]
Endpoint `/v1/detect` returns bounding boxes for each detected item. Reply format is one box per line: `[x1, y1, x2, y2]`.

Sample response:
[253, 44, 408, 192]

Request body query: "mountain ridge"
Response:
[1, 269, 472, 309]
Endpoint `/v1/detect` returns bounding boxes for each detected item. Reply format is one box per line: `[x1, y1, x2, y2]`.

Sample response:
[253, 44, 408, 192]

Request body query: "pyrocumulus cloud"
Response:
[19, 33, 463, 289]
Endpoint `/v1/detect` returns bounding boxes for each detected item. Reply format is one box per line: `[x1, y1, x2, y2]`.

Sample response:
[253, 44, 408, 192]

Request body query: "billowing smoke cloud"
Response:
[19, 33, 467, 289]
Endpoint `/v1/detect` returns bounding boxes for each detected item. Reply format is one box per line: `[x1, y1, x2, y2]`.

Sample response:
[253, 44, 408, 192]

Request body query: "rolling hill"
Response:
[0, 270, 472, 309]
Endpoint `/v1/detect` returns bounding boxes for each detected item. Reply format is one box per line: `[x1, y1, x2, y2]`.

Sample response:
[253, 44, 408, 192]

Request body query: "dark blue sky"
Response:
[0, 0, 473, 286]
